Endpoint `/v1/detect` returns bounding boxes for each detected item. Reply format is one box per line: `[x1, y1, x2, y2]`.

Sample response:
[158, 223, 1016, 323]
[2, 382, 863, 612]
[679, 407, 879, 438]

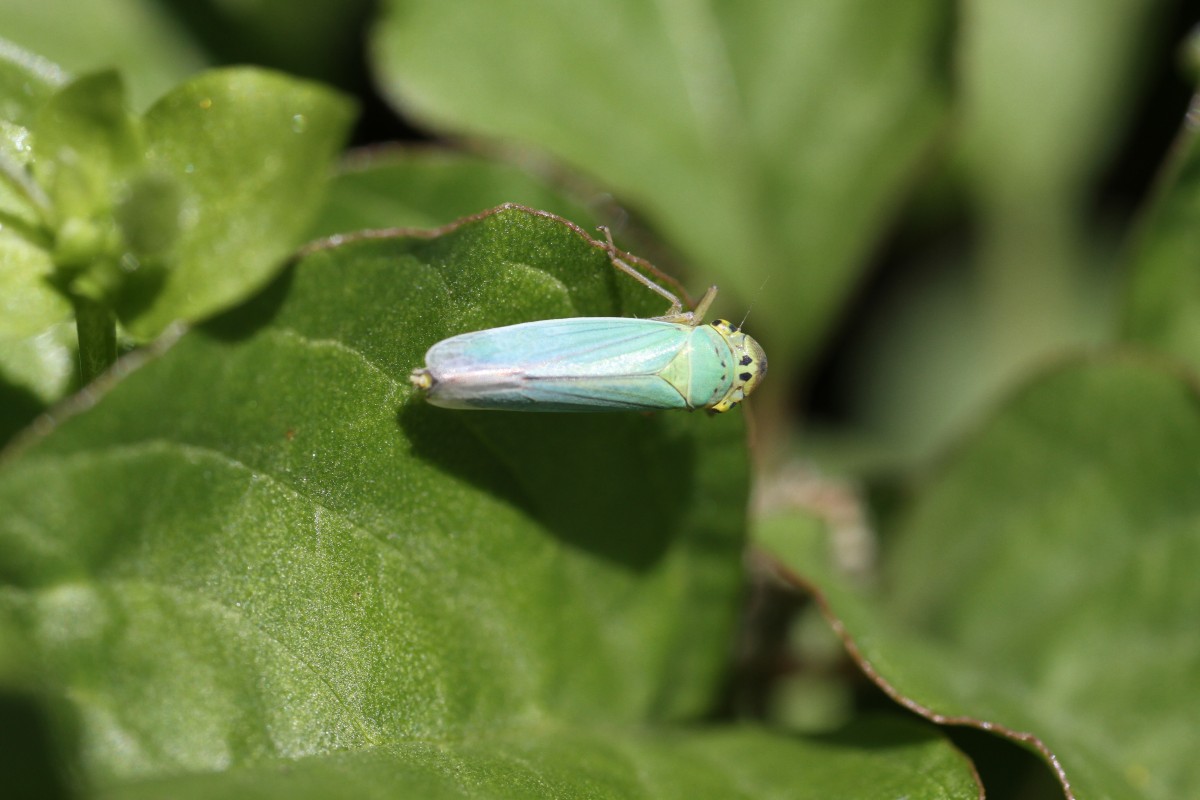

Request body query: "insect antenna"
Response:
[739, 276, 771, 328]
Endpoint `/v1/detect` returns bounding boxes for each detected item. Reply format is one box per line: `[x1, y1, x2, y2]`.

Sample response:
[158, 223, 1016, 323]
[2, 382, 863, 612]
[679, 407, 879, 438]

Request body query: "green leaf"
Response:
[11, 66, 355, 340]
[95, 718, 980, 799]
[1, 207, 983, 796]
[370, 0, 953, 369]
[804, 1, 1162, 467]
[32, 71, 141, 224]
[0, 0, 208, 111]
[1122, 113, 1200, 369]
[1, 62, 354, 433]
[0, 229, 67, 342]
[123, 68, 356, 337]
[760, 357, 1200, 800]
[0, 39, 63, 235]
[0, 208, 747, 785]
[956, 0, 1162, 203]
[0, 322, 75, 446]
[0, 37, 68, 128]
[310, 148, 604, 238]
[0, 45, 72, 433]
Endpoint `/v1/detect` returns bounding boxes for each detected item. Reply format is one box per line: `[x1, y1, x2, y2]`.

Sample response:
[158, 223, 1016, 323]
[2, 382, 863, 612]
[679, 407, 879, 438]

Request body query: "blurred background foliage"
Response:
[3, 1, 1200, 798]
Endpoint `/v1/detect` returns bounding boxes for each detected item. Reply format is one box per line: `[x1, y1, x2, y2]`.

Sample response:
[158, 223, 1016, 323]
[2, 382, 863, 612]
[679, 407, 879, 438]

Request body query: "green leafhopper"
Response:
[409, 228, 767, 413]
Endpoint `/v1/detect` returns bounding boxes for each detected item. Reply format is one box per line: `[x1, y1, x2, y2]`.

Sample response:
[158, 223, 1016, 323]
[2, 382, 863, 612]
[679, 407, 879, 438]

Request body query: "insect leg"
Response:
[598, 226, 685, 319]
[688, 285, 719, 325]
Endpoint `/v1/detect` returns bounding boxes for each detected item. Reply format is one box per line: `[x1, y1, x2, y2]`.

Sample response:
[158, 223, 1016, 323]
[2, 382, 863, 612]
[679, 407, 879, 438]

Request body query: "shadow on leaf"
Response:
[202, 264, 295, 342]
[399, 402, 695, 571]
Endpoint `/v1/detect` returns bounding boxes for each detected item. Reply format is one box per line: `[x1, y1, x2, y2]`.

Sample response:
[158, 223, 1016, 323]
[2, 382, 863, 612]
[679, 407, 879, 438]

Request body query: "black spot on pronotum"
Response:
[740, 355, 752, 366]
[739, 372, 752, 382]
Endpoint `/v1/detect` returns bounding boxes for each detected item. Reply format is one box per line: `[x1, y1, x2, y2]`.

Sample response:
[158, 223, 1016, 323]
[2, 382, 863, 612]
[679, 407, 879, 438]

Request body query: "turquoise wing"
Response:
[421, 317, 693, 411]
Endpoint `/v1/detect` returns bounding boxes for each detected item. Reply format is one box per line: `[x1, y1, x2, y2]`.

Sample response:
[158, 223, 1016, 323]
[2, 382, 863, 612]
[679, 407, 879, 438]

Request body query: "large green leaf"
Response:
[0, 207, 981, 796]
[371, 0, 953, 370]
[1122, 105, 1200, 370]
[0, 207, 744, 783]
[760, 357, 1200, 799]
[97, 718, 980, 799]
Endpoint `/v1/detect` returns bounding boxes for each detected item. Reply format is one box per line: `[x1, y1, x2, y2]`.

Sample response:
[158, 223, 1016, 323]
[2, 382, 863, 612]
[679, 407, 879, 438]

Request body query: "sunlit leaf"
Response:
[97, 719, 980, 800]
[123, 68, 355, 337]
[1, 207, 987, 796]
[1, 207, 746, 783]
